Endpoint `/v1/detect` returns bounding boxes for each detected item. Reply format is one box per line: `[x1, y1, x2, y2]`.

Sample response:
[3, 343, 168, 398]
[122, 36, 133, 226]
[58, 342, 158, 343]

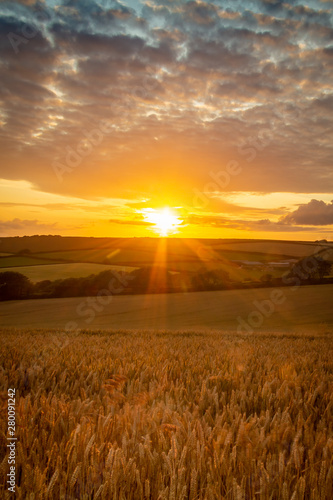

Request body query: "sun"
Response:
[141, 207, 183, 236]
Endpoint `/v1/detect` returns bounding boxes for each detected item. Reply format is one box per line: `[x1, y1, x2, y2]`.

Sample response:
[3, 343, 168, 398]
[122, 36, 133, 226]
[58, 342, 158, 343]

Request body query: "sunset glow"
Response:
[141, 208, 183, 237]
[0, 0, 332, 240]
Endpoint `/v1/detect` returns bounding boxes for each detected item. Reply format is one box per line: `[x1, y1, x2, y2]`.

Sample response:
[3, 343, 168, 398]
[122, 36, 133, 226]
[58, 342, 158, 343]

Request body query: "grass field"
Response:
[0, 256, 63, 268]
[34, 239, 321, 265]
[36, 248, 296, 265]
[156, 261, 287, 282]
[0, 328, 332, 499]
[0, 263, 137, 283]
[209, 240, 328, 257]
[1, 235, 328, 257]
[1, 285, 333, 332]
[1, 238, 331, 288]
[0, 258, 296, 287]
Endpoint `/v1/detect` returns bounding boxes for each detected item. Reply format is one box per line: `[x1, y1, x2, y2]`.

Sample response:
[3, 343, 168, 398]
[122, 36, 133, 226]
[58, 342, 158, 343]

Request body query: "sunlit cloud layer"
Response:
[0, 0, 332, 238]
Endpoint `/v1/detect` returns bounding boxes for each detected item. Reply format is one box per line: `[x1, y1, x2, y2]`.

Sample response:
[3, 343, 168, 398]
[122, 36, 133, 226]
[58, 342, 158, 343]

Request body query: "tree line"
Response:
[0, 255, 331, 301]
[0, 267, 231, 301]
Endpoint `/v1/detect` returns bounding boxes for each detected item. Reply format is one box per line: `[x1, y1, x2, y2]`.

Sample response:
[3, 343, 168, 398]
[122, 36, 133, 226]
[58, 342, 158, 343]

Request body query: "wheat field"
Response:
[0, 328, 332, 499]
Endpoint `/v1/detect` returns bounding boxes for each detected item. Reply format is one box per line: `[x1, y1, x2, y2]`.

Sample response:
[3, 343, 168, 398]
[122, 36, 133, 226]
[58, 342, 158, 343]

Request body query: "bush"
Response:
[0, 271, 32, 300]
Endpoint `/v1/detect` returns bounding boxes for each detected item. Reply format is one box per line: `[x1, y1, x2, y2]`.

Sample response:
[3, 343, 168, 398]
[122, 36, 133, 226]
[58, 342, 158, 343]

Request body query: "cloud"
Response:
[0, 218, 57, 235]
[0, 0, 332, 204]
[186, 213, 331, 232]
[108, 218, 154, 226]
[280, 199, 333, 225]
[182, 1, 220, 26]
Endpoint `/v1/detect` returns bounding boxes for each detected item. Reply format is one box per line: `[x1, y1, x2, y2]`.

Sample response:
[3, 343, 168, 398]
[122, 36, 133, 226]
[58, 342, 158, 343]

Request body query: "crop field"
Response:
[1, 285, 333, 331]
[0, 263, 138, 283]
[35, 249, 124, 264]
[0, 328, 332, 499]
[209, 241, 331, 258]
[36, 248, 295, 266]
[157, 261, 287, 282]
[0, 256, 63, 268]
[1, 237, 331, 287]
[35, 248, 180, 265]
[3, 238, 327, 266]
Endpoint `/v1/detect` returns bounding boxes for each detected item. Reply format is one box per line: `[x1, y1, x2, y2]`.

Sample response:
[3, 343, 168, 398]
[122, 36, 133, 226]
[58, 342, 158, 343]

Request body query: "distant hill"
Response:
[1, 236, 332, 289]
[0, 235, 122, 253]
[0, 235, 330, 255]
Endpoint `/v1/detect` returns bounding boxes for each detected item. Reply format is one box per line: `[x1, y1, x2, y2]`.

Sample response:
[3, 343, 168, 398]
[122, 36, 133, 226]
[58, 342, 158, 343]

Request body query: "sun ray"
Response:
[140, 207, 183, 237]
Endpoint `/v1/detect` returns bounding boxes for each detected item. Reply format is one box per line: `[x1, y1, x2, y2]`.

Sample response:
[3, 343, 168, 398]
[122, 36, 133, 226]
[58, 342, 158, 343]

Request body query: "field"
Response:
[1, 238, 332, 497]
[1, 236, 332, 286]
[0, 256, 63, 268]
[0, 263, 137, 283]
[209, 241, 325, 258]
[32, 248, 297, 266]
[29, 240, 324, 269]
[1, 236, 329, 257]
[0, 328, 332, 499]
[1, 285, 333, 332]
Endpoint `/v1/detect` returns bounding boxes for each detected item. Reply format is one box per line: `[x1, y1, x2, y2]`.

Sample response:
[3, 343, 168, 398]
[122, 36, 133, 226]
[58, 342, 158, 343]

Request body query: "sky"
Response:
[0, 0, 333, 239]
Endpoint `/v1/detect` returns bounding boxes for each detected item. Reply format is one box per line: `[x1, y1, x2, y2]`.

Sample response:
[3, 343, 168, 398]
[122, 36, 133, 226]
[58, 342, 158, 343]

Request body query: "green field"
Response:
[0, 237, 332, 289]
[209, 240, 328, 257]
[36, 247, 296, 265]
[35, 248, 175, 265]
[0, 263, 137, 283]
[1, 284, 332, 331]
[0, 256, 63, 268]
[1, 236, 330, 257]
[26, 239, 315, 285]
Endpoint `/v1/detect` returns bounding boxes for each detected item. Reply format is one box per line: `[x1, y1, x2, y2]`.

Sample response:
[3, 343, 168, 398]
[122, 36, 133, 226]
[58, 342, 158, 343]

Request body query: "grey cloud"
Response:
[181, 1, 219, 26]
[280, 199, 333, 225]
[187, 214, 330, 232]
[0, 218, 57, 235]
[0, 0, 333, 201]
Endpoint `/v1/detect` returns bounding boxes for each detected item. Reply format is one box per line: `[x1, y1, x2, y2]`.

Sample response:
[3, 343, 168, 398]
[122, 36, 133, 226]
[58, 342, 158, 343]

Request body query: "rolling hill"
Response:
[1, 284, 332, 332]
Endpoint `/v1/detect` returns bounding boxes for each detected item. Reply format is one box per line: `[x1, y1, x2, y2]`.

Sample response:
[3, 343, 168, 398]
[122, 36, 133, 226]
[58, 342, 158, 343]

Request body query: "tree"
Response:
[191, 269, 229, 290]
[315, 257, 332, 280]
[0, 272, 32, 300]
[287, 255, 332, 283]
[33, 280, 53, 297]
[130, 266, 172, 293]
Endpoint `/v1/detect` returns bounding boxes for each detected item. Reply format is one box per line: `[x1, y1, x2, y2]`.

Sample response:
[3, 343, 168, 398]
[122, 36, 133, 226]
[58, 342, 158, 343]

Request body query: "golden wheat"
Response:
[0, 328, 332, 499]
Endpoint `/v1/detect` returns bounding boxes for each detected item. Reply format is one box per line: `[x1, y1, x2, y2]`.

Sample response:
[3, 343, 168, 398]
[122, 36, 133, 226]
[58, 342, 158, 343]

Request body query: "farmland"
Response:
[0, 255, 63, 268]
[208, 240, 325, 258]
[1, 237, 332, 498]
[1, 236, 332, 286]
[0, 263, 137, 283]
[1, 284, 333, 332]
[0, 328, 332, 499]
[1, 236, 329, 258]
